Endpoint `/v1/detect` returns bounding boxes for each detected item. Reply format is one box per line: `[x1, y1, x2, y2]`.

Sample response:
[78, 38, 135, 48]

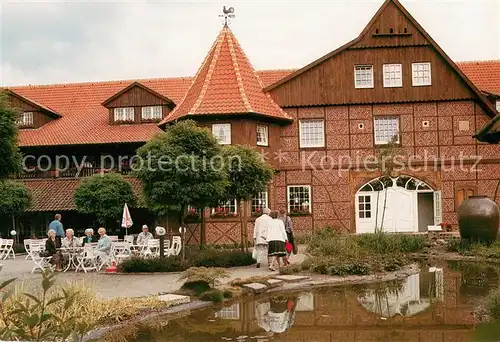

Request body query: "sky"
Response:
[0, 0, 499, 86]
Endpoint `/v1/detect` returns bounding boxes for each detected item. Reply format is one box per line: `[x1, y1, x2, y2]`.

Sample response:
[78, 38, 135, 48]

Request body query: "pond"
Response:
[97, 261, 500, 342]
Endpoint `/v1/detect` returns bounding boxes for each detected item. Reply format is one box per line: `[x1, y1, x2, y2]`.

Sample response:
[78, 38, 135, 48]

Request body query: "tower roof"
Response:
[160, 26, 291, 125]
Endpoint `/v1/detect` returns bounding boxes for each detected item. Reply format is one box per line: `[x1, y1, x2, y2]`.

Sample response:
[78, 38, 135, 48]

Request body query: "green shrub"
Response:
[448, 239, 500, 258]
[118, 249, 253, 273]
[180, 280, 211, 296]
[485, 287, 500, 319]
[199, 289, 224, 303]
[279, 264, 302, 275]
[118, 256, 183, 273]
[356, 231, 425, 254]
[178, 267, 229, 287]
[222, 290, 233, 299]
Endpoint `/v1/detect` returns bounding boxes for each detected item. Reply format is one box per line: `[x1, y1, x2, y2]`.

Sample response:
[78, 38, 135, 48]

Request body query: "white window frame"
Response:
[354, 65, 374, 89]
[212, 123, 231, 145]
[412, 62, 432, 86]
[287, 185, 311, 214]
[18, 112, 34, 126]
[114, 107, 135, 122]
[496, 100, 500, 113]
[215, 303, 240, 320]
[299, 120, 325, 148]
[357, 195, 372, 219]
[141, 106, 162, 120]
[256, 125, 269, 146]
[211, 199, 238, 215]
[251, 191, 268, 213]
[374, 117, 400, 145]
[383, 64, 403, 88]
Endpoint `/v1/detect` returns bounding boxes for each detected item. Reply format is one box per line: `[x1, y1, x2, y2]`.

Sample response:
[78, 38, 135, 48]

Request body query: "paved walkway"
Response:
[0, 248, 306, 299]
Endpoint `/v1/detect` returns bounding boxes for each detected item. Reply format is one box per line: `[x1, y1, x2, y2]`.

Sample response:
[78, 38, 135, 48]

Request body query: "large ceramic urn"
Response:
[457, 196, 500, 243]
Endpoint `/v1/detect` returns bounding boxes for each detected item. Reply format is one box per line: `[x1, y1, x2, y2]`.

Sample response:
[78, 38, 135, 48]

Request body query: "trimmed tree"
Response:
[221, 145, 274, 251]
[135, 120, 229, 257]
[74, 173, 136, 226]
[0, 92, 22, 179]
[0, 180, 32, 233]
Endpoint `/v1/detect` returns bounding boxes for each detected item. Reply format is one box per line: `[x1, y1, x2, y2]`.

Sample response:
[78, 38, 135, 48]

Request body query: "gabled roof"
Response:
[264, 0, 498, 118]
[457, 60, 500, 97]
[6, 89, 61, 118]
[21, 176, 145, 211]
[474, 115, 500, 144]
[161, 26, 291, 124]
[101, 81, 175, 107]
[9, 70, 290, 147]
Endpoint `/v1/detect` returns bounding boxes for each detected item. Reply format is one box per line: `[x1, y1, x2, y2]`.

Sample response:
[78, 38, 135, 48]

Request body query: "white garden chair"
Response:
[108, 235, 119, 242]
[97, 244, 115, 271]
[30, 243, 52, 273]
[24, 239, 32, 259]
[112, 242, 132, 263]
[143, 239, 159, 258]
[170, 236, 182, 256]
[0, 239, 15, 260]
[124, 235, 134, 244]
[156, 239, 171, 257]
[75, 245, 98, 273]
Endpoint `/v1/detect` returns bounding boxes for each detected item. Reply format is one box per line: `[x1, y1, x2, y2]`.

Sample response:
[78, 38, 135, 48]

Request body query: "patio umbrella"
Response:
[121, 203, 133, 235]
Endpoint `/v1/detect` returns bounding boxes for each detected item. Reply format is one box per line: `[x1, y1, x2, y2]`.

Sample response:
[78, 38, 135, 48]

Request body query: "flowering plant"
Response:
[439, 222, 453, 232]
[185, 207, 200, 222]
[289, 208, 310, 216]
[251, 208, 263, 217]
[210, 207, 238, 218]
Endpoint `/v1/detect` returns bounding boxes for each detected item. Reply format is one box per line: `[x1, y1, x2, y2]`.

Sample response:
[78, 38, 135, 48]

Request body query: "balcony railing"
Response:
[16, 167, 132, 179]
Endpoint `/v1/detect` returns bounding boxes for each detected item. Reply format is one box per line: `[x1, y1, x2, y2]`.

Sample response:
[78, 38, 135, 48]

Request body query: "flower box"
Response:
[210, 207, 238, 218]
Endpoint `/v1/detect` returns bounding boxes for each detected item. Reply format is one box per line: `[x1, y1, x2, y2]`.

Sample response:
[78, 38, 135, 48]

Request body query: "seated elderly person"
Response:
[136, 225, 154, 245]
[45, 229, 62, 271]
[61, 228, 81, 248]
[96, 227, 112, 261]
[82, 228, 96, 246]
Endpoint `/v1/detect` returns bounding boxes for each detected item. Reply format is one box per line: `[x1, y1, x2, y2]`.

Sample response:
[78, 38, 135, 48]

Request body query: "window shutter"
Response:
[433, 191, 442, 225]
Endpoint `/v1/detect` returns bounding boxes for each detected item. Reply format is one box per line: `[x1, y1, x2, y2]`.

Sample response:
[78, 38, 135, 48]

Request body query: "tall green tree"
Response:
[74, 173, 136, 226]
[135, 120, 229, 255]
[0, 92, 22, 179]
[221, 145, 274, 250]
[0, 180, 33, 232]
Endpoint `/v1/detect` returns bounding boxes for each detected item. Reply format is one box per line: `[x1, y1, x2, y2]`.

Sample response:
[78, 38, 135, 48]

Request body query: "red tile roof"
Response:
[9, 70, 292, 147]
[21, 176, 145, 211]
[457, 60, 500, 96]
[161, 26, 291, 124]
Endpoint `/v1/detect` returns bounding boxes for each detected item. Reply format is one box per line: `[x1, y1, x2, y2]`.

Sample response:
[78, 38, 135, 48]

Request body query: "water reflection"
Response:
[96, 262, 500, 342]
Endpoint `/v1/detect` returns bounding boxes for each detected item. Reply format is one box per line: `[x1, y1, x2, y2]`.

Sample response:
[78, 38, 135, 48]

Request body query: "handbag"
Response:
[285, 241, 293, 254]
[252, 248, 258, 260]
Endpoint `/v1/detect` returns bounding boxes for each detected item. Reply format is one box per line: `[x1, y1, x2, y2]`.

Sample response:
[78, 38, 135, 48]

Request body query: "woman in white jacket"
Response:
[266, 211, 288, 271]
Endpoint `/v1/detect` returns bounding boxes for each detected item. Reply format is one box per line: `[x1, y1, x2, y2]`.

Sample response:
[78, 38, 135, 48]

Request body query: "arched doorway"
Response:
[355, 175, 441, 233]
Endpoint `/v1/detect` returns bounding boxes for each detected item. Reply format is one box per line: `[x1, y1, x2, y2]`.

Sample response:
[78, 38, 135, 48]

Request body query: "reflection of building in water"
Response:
[215, 303, 240, 320]
[295, 292, 314, 312]
[255, 296, 298, 334]
[358, 268, 446, 318]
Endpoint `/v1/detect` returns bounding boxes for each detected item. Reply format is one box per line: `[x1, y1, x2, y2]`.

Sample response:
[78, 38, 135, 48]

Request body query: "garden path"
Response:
[0, 247, 306, 299]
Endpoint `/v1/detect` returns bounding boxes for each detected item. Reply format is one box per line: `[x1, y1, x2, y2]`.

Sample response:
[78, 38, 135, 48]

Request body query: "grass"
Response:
[447, 239, 500, 259]
[485, 287, 500, 319]
[304, 228, 423, 276]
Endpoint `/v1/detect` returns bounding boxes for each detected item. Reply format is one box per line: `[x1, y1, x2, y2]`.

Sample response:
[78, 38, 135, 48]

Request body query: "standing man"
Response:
[136, 225, 154, 245]
[253, 208, 272, 268]
[48, 214, 64, 245]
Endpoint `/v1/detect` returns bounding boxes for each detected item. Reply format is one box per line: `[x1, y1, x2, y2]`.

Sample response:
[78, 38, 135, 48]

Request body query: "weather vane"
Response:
[219, 6, 235, 27]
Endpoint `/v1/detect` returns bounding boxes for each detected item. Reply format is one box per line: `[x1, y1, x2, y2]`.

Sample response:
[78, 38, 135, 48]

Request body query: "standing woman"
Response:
[45, 229, 62, 271]
[279, 208, 296, 264]
[266, 211, 288, 271]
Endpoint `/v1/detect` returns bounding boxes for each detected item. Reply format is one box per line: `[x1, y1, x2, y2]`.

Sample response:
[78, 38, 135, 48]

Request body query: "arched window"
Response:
[359, 175, 432, 192]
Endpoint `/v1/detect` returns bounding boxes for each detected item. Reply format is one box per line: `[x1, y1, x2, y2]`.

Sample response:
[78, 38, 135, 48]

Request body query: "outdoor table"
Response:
[60, 247, 85, 272]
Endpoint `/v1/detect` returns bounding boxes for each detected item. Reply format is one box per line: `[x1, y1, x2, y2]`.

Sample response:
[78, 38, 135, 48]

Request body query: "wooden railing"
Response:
[16, 167, 132, 179]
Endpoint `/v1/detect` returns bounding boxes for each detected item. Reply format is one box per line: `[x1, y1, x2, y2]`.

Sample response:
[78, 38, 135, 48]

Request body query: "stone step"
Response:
[273, 275, 310, 283]
[158, 294, 190, 306]
[266, 279, 284, 287]
[242, 282, 268, 293]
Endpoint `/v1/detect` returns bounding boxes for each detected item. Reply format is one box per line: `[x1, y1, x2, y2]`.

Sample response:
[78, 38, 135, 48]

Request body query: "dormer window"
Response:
[114, 107, 134, 122]
[141, 106, 162, 121]
[17, 112, 34, 127]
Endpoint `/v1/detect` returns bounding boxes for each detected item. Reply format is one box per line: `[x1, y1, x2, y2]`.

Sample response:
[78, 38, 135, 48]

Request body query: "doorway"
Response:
[417, 193, 434, 232]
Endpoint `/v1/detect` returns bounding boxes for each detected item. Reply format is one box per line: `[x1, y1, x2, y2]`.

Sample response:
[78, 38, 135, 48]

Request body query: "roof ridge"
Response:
[457, 59, 500, 64]
[226, 28, 253, 112]
[190, 28, 226, 115]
